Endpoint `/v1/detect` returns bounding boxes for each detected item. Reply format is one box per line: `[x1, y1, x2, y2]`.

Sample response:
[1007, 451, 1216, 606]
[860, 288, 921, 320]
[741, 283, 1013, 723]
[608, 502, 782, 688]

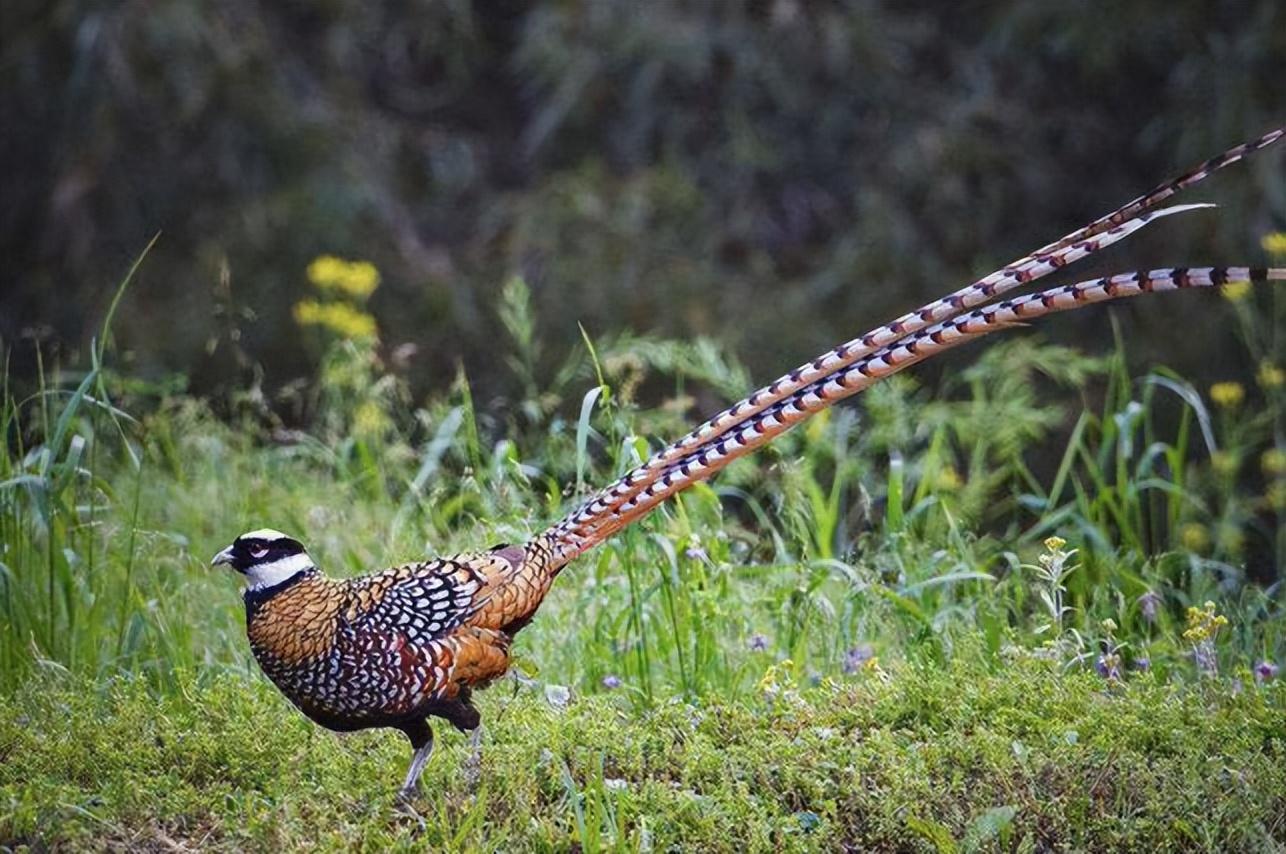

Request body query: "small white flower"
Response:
[544, 683, 571, 710]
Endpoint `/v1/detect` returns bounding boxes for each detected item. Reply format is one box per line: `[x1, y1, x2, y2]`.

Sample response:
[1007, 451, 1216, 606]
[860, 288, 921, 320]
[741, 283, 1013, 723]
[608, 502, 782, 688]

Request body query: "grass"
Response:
[4, 658, 1284, 851]
[1, 268, 1285, 850]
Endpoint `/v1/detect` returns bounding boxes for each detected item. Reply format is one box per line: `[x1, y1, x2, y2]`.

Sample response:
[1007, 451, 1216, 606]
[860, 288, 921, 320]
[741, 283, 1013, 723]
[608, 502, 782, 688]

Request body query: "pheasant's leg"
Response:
[397, 719, 434, 802]
[399, 736, 434, 800]
[463, 725, 483, 788]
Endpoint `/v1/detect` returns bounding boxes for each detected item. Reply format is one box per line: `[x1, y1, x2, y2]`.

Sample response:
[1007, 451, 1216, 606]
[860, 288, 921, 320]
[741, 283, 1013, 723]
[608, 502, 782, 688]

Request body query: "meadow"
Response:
[2, 260, 1285, 851]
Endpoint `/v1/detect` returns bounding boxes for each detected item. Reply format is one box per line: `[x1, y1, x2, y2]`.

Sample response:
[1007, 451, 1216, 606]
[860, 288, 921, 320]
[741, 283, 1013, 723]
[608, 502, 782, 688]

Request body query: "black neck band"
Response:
[243, 568, 314, 619]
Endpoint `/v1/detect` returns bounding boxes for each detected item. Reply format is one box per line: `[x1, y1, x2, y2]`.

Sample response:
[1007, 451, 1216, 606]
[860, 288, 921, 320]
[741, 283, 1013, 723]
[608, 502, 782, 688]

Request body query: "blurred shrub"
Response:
[1, 0, 1283, 408]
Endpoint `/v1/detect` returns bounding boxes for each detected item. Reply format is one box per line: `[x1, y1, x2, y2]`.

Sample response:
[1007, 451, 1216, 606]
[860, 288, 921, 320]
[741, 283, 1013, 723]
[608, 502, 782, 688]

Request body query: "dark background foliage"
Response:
[2, 0, 1283, 407]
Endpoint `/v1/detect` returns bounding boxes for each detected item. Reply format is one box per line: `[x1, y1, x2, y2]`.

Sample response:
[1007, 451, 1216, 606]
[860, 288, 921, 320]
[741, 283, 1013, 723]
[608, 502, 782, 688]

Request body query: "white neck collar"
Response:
[244, 552, 315, 592]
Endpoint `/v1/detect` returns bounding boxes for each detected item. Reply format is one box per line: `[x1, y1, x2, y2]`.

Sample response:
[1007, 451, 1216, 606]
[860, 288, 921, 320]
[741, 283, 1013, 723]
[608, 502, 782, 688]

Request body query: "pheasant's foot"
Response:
[393, 791, 426, 828]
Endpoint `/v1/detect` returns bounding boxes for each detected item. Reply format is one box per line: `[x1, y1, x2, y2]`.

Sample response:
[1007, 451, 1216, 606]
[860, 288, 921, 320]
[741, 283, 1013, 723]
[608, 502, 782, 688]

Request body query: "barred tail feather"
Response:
[548, 125, 1283, 550]
[623, 124, 1277, 473]
[550, 206, 1192, 548]
[549, 267, 1283, 562]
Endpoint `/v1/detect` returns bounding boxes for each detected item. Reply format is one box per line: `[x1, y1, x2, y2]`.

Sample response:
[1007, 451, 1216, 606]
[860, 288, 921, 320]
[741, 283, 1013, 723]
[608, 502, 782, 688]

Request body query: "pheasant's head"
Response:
[211, 528, 316, 592]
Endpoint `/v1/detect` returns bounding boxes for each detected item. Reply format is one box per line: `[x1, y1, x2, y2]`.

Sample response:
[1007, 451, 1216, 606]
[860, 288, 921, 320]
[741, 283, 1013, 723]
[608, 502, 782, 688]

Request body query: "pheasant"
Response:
[212, 126, 1285, 801]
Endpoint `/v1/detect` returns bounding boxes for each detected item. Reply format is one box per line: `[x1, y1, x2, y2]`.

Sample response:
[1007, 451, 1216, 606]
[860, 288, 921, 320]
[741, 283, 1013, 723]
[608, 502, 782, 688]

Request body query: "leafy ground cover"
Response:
[3, 658, 1283, 851]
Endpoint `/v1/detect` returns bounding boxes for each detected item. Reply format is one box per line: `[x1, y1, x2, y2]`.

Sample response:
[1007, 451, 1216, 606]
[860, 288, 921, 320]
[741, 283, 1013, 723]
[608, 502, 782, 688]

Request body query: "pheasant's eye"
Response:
[249, 544, 269, 560]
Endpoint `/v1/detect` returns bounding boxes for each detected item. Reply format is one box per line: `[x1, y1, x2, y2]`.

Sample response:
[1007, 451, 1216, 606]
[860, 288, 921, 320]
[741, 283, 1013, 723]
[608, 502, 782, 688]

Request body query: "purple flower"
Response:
[1132, 657, 1151, 672]
[1254, 660, 1280, 683]
[1138, 591, 1162, 623]
[685, 544, 708, 562]
[748, 634, 769, 652]
[1095, 654, 1121, 680]
[843, 644, 875, 675]
[601, 675, 622, 690]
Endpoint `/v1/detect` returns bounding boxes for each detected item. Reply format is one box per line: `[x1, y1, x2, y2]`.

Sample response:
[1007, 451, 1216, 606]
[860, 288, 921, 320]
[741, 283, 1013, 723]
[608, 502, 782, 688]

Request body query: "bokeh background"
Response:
[3, 1, 1284, 407]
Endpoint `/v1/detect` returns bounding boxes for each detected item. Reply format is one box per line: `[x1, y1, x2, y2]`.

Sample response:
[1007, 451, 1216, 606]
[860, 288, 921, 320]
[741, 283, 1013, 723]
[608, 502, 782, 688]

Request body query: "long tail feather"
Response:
[550, 208, 1185, 547]
[549, 266, 1283, 561]
[629, 124, 1279, 470]
[551, 125, 1283, 546]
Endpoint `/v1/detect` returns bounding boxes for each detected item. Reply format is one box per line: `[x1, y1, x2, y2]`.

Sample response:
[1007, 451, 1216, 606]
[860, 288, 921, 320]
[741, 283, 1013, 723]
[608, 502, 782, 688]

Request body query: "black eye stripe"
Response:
[238, 537, 304, 557]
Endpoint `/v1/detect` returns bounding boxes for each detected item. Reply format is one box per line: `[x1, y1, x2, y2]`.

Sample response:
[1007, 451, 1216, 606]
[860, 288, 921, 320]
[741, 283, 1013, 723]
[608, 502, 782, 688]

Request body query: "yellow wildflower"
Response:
[307, 255, 342, 288]
[1044, 536, 1067, 553]
[1179, 522, 1210, 553]
[307, 255, 381, 299]
[1258, 362, 1285, 389]
[293, 299, 378, 339]
[1209, 382, 1245, 408]
[758, 659, 794, 694]
[1261, 231, 1286, 258]
[1182, 601, 1228, 643]
[293, 299, 322, 325]
[1220, 280, 1251, 302]
[1263, 448, 1286, 478]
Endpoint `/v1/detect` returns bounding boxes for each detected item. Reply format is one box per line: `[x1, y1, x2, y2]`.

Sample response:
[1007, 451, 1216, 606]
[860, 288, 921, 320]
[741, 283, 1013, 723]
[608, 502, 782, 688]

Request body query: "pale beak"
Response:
[211, 545, 236, 567]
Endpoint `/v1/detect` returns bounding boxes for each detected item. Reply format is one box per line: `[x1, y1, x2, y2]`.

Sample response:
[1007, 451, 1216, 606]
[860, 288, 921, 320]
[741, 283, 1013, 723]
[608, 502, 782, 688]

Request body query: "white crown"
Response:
[239, 528, 291, 542]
